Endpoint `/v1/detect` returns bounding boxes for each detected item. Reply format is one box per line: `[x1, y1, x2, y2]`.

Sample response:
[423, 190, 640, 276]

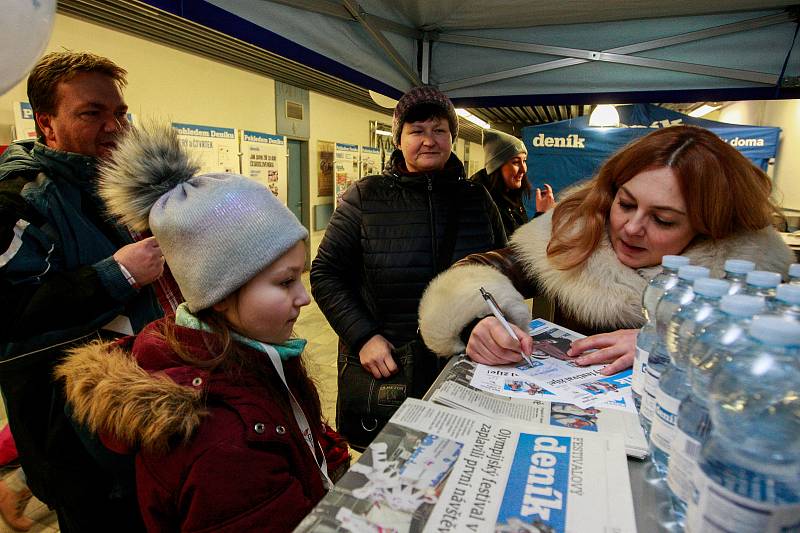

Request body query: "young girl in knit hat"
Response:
[55, 123, 349, 532]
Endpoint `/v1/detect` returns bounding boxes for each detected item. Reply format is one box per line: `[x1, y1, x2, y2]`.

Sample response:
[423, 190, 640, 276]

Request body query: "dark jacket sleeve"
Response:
[481, 184, 508, 249]
[0, 175, 136, 346]
[310, 183, 380, 355]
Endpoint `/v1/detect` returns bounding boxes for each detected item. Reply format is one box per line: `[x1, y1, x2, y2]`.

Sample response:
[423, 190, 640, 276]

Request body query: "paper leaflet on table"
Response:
[505, 319, 634, 408]
[435, 355, 648, 458]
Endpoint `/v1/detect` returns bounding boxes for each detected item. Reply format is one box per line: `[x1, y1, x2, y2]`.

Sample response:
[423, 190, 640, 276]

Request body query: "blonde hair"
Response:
[547, 125, 777, 270]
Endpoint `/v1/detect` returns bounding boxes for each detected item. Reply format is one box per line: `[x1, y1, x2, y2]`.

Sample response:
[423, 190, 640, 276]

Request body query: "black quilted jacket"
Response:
[311, 150, 507, 356]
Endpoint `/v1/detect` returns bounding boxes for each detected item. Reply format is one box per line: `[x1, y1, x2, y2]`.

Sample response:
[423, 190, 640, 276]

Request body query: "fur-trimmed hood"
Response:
[419, 209, 793, 356]
[55, 337, 206, 455]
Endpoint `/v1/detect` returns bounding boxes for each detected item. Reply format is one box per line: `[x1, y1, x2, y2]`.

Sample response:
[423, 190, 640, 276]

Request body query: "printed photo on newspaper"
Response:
[429, 356, 648, 459]
[295, 399, 637, 533]
[511, 319, 635, 408]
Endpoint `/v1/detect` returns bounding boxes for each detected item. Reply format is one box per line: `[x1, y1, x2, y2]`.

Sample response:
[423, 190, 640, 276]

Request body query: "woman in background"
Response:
[471, 128, 555, 236]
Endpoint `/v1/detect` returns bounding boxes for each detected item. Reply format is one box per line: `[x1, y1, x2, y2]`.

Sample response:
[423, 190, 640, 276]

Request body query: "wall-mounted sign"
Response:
[172, 122, 239, 174]
[241, 130, 287, 203]
[334, 142, 359, 204]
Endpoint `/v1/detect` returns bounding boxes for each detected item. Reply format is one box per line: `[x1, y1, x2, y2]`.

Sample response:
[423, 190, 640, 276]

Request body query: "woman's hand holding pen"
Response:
[466, 317, 534, 366]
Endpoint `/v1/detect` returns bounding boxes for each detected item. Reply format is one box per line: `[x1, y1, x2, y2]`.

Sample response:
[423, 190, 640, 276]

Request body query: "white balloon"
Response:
[0, 0, 57, 96]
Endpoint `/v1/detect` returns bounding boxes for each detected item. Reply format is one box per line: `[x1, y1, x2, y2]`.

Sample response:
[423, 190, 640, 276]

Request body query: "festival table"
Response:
[423, 355, 669, 533]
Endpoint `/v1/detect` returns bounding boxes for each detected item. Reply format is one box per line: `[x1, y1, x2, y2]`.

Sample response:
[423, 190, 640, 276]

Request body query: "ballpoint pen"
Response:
[479, 287, 535, 367]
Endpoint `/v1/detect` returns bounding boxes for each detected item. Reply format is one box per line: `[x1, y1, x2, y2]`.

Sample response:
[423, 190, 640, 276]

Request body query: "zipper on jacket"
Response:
[427, 175, 437, 274]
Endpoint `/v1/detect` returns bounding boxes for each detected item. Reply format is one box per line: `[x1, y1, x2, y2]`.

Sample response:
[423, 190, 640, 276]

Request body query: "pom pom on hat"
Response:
[98, 123, 308, 312]
[483, 129, 527, 175]
[391, 86, 459, 147]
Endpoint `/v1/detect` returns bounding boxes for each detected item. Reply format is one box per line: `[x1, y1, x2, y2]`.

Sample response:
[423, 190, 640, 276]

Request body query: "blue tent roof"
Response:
[522, 103, 780, 215]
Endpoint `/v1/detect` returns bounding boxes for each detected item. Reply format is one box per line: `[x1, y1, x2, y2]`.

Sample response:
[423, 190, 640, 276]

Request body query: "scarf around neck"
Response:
[174, 302, 306, 360]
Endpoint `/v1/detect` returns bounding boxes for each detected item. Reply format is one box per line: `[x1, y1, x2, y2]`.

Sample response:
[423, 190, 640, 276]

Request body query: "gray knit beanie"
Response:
[483, 129, 527, 175]
[98, 122, 307, 312]
[392, 85, 459, 147]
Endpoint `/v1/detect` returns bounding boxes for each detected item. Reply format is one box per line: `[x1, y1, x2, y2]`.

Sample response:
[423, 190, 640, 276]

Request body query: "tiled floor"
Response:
[0, 272, 342, 533]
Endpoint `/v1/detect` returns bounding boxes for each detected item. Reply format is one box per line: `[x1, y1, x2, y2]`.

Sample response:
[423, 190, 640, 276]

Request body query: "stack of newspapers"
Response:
[296, 399, 637, 532]
[296, 319, 642, 532]
[430, 319, 648, 459]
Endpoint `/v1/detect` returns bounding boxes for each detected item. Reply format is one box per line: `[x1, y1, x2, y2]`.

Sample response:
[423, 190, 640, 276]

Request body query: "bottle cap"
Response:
[678, 265, 710, 281]
[693, 278, 730, 298]
[724, 259, 755, 275]
[789, 263, 800, 278]
[720, 294, 765, 317]
[745, 270, 781, 288]
[776, 283, 800, 306]
[662, 255, 691, 269]
[749, 315, 800, 346]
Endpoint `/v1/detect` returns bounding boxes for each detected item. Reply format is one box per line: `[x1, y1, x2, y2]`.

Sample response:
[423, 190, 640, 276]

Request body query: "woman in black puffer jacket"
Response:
[311, 86, 506, 450]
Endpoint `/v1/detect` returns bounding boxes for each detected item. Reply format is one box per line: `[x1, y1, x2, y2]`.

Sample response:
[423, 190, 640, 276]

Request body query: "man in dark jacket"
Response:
[311, 86, 506, 450]
[0, 51, 166, 532]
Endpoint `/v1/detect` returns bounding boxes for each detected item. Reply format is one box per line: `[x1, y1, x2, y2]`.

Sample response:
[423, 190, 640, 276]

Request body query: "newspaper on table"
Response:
[429, 318, 648, 458]
[430, 356, 648, 459]
[510, 319, 635, 408]
[295, 399, 637, 533]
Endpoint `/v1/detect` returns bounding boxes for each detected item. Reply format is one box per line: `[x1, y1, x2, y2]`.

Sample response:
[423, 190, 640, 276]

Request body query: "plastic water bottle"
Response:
[742, 270, 781, 308]
[640, 265, 709, 438]
[666, 294, 765, 525]
[775, 283, 800, 321]
[788, 263, 800, 285]
[633, 255, 690, 409]
[686, 316, 800, 533]
[722, 259, 755, 295]
[650, 278, 730, 479]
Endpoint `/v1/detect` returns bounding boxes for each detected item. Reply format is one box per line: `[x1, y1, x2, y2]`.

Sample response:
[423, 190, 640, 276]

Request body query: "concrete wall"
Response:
[0, 15, 277, 143]
[717, 100, 800, 210]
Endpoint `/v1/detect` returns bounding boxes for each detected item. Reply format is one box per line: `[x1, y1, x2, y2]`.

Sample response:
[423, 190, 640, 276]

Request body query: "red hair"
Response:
[547, 125, 777, 270]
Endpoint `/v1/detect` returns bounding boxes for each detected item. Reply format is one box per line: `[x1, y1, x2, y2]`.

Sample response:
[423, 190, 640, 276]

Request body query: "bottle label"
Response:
[666, 429, 701, 503]
[686, 471, 800, 533]
[650, 389, 681, 454]
[631, 347, 649, 395]
[640, 367, 662, 422]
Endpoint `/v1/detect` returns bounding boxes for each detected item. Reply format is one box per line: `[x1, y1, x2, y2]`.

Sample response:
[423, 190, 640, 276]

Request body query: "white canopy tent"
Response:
[196, 0, 799, 105]
[60, 0, 800, 134]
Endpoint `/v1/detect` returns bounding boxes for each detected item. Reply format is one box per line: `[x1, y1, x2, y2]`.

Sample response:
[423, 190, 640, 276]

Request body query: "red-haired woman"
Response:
[418, 125, 793, 373]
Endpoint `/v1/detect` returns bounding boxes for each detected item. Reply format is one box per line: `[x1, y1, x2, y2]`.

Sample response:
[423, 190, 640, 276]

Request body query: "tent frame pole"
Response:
[439, 11, 792, 91]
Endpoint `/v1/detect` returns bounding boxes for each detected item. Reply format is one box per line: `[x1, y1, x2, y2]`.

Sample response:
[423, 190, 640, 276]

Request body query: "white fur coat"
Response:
[418, 210, 794, 356]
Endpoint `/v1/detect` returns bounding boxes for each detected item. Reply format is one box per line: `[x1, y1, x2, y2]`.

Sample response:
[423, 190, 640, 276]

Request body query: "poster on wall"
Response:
[13, 102, 36, 140]
[317, 140, 334, 197]
[334, 142, 359, 204]
[241, 130, 287, 203]
[360, 146, 381, 179]
[172, 122, 239, 174]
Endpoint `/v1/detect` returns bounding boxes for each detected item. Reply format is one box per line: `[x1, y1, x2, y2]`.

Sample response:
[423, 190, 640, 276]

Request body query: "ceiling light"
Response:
[455, 108, 491, 129]
[368, 90, 398, 109]
[374, 128, 393, 137]
[688, 104, 721, 117]
[589, 104, 620, 127]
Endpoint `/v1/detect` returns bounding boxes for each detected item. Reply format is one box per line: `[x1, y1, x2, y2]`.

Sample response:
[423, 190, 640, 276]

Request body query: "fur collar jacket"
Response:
[56, 319, 342, 532]
[419, 210, 794, 356]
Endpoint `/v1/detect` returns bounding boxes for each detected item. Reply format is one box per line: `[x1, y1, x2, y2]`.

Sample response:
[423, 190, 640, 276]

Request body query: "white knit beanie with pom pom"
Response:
[98, 122, 308, 312]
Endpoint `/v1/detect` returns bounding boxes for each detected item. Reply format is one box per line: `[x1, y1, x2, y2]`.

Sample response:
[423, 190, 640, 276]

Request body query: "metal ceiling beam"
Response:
[439, 11, 792, 90]
[341, 0, 422, 86]
[262, 0, 421, 39]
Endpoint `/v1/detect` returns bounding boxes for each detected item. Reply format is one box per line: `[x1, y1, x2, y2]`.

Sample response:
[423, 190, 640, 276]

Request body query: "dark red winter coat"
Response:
[56, 318, 349, 532]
